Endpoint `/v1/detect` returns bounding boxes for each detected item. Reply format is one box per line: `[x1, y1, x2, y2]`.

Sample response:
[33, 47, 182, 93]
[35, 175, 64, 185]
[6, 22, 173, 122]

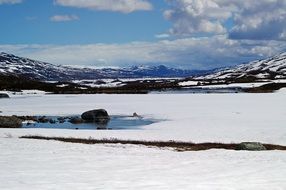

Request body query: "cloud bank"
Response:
[54, 0, 153, 13]
[164, 0, 286, 41]
[50, 15, 79, 22]
[0, 0, 22, 4]
[1, 36, 285, 69]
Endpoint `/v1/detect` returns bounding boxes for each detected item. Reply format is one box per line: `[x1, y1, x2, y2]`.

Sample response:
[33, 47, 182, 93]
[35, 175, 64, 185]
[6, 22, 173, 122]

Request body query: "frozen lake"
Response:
[1, 89, 286, 189]
[1, 89, 286, 144]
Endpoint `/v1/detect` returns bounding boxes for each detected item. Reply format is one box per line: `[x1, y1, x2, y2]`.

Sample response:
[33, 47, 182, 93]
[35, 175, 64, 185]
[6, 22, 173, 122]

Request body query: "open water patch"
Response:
[22, 115, 156, 130]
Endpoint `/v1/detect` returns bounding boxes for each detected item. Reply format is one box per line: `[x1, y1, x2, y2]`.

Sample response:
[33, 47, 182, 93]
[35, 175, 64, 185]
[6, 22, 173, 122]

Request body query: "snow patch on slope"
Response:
[197, 52, 286, 80]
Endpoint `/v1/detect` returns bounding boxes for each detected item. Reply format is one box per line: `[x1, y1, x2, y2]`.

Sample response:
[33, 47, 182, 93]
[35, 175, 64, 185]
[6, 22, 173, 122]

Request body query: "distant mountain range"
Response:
[197, 52, 286, 80]
[1, 52, 286, 82]
[0, 52, 208, 81]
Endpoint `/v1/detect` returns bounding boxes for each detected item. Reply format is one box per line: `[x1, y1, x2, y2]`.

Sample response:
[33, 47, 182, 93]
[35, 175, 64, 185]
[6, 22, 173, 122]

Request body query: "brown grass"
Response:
[20, 136, 286, 151]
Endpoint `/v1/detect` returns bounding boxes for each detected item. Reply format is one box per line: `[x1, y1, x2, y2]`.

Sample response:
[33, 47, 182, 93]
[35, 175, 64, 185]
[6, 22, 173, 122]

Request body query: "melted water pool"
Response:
[22, 115, 156, 130]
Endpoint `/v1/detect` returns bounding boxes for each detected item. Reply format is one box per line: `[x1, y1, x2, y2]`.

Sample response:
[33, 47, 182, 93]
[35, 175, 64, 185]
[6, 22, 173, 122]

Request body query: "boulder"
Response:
[81, 109, 110, 124]
[236, 142, 267, 151]
[0, 116, 22, 128]
[0, 93, 9, 98]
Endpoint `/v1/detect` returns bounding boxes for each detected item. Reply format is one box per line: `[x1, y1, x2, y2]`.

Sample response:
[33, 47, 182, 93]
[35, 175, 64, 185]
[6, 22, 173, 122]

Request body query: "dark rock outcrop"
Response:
[81, 109, 110, 124]
[0, 116, 22, 128]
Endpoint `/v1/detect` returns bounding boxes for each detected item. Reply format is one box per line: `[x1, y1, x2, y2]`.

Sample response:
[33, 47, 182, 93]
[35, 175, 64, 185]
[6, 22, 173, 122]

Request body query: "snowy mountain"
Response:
[197, 52, 286, 80]
[0, 52, 204, 81]
[0, 52, 108, 81]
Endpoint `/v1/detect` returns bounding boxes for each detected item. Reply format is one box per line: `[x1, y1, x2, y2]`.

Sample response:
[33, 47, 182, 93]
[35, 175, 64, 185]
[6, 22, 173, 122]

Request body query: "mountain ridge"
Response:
[196, 52, 286, 81]
[2, 51, 285, 82]
[0, 52, 207, 81]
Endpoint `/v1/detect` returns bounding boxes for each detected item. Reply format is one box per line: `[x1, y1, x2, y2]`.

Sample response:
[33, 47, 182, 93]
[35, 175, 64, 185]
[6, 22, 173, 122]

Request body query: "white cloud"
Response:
[164, 0, 286, 40]
[50, 15, 79, 22]
[279, 31, 286, 40]
[1, 36, 285, 69]
[228, 0, 286, 40]
[164, 0, 230, 36]
[54, 0, 153, 13]
[0, 0, 22, 4]
[155, 33, 170, 39]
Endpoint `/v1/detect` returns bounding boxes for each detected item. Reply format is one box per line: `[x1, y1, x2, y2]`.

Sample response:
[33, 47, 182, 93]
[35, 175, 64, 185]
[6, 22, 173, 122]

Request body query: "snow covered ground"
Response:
[1, 137, 286, 190]
[72, 78, 180, 88]
[179, 79, 286, 89]
[193, 82, 270, 88]
[1, 90, 286, 189]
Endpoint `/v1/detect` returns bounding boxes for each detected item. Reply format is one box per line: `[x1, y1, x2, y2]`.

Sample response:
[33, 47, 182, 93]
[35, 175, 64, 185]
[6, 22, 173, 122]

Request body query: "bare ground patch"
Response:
[19, 136, 286, 152]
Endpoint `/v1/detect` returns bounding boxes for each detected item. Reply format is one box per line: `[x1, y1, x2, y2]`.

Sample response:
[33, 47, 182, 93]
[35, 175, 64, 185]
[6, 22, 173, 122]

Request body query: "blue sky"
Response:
[0, 0, 170, 44]
[0, 0, 286, 69]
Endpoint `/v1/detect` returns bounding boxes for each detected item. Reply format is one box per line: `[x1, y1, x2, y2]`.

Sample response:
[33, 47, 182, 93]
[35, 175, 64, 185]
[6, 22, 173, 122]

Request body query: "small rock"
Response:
[132, 112, 139, 117]
[17, 116, 37, 122]
[49, 119, 56, 124]
[26, 122, 32, 126]
[236, 142, 267, 151]
[38, 116, 49, 123]
[69, 117, 84, 124]
[0, 93, 9, 99]
[97, 124, 108, 130]
[57, 117, 66, 123]
[132, 112, 143, 118]
[0, 116, 22, 128]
